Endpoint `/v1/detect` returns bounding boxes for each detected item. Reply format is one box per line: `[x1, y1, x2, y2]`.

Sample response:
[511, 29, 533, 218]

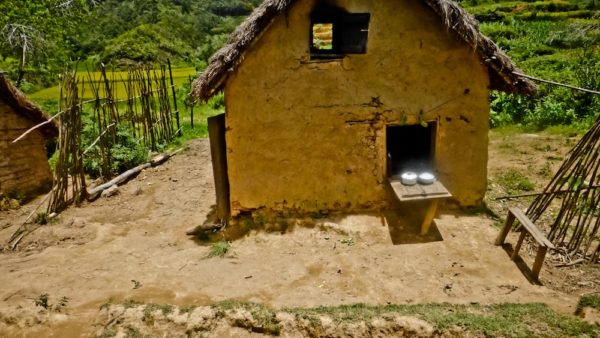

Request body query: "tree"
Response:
[1, 24, 46, 86]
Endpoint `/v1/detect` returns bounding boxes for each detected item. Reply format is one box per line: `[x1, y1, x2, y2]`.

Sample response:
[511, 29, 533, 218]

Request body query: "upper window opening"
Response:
[310, 7, 370, 59]
[312, 23, 334, 51]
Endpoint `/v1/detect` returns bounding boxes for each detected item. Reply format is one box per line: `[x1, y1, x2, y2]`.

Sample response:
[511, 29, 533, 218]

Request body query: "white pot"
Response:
[401, 172, 418, 186]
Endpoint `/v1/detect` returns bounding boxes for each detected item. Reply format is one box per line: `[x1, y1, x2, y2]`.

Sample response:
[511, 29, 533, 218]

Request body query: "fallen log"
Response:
[86, 148, 184, 199]
[87, 163, 151, 198]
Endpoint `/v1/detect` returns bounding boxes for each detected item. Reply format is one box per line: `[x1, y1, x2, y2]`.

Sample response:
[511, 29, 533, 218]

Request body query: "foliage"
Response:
[82, 123, 148, 179]
[101, 24, 190, 64]
[0, 0, 262, 87]
[467, 0, 600, 131]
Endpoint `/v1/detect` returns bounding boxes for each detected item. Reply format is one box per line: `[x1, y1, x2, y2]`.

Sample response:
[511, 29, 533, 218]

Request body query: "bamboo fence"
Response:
[526, 115, 600, 263]
[47, 63, 180, 214]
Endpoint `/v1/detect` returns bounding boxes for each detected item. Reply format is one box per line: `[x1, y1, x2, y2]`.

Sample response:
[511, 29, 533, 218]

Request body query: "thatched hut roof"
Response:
[192, 0, 536, 101]
[0, 73, 59, 139]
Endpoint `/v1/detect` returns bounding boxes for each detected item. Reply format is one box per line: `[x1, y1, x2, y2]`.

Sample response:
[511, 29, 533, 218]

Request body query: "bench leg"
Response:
[420, 199, 439, 235]
[511, 231, 527, 261]
[495, 212, 515, 246]
[532, 246, 548, 280]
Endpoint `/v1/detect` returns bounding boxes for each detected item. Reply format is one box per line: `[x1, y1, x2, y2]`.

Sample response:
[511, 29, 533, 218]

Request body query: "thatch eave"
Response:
[0, 74, 59, 139]
[192, 0, 536, 101]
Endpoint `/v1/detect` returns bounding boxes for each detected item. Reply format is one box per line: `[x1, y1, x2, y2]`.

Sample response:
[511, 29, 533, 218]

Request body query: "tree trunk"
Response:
[16, 44, 26, 88]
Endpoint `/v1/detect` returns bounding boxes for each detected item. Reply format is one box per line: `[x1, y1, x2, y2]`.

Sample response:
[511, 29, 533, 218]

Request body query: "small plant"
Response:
[340, 238, 355, 246]
[54, 296, 69, 312]
[34, 212, 49, 225]
[208, 241, 230, 258]
[131, 279, 142, 289]
[34, 293, 50, 309]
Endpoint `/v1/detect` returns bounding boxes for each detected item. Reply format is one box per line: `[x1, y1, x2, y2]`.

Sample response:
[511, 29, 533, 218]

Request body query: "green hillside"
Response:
[462, 0, 600, 130]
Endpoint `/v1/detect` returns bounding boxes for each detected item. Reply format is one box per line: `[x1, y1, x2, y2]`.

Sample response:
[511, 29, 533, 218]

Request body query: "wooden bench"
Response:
[495, 208, 555, 280]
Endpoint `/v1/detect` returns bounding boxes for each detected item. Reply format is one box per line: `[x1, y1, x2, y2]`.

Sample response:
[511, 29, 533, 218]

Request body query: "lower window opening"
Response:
[386, 123, 436, 178]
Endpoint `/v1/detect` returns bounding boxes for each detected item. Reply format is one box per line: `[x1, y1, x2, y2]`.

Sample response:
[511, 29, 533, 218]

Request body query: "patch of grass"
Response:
[142, 303, 174, 323]
[34, 212, 49, 225]
[213, 301, 281, 335]
[287, 302, 599, 337]
[125, 326, 150, 338]
[179, 305, 197, 314]
[101, 300, 598, 337]
[577, 295, 600, 313]
[339, 238, 355, 246]
[496, 169, 536, 194]
[207, 241, 230, 258]
[93, 330, 117, 338]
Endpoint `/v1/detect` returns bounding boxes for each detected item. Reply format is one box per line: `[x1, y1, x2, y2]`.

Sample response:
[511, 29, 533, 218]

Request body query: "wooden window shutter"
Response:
[340, 13, 370, 54]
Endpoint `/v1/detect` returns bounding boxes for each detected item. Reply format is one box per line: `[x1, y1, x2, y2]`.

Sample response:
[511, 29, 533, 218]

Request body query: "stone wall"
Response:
[223, 0, 490, 215]
[0, 100, 53, 197]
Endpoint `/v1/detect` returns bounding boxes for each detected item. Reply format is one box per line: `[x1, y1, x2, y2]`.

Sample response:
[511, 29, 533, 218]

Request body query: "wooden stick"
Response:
[12, 111, 63, 143]
[513, 72, 600, 95]
[83, 123, 116, 155]
[7, 189, 53, 247]
[494, 185, 600, 200]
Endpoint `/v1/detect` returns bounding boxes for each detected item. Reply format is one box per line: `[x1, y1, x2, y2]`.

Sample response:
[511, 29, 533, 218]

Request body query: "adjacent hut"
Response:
[193, 0, 536, 220]
[0, 73, 58, 198]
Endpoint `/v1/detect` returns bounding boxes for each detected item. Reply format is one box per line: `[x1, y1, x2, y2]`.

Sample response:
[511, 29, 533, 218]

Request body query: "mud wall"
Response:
[224, 0, 490, 215]
[0, 100, 53, 196]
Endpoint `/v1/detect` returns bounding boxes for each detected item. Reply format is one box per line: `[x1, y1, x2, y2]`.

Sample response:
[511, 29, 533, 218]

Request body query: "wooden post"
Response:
[189, 75, 194, 129]
[495, 211, 515, 245]
[532, 246, 548, 280]
[208, 114, 230, 220]
[420, 199, 439, 235]
[167, 59, 181, 136]
[511, 231, 527, 261]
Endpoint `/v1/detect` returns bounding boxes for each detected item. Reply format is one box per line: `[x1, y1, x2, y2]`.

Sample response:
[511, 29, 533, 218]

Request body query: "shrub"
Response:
[524, 93, 577, 130]
[83, 124, 148, 179]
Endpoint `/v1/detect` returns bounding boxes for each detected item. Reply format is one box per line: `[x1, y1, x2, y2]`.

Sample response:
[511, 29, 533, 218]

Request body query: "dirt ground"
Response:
[0, 133, 598, 337]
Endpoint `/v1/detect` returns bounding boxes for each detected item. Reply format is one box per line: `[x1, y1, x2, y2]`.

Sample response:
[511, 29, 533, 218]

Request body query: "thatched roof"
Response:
[0, 73, 59, 139]
[192, 0, 536, 101]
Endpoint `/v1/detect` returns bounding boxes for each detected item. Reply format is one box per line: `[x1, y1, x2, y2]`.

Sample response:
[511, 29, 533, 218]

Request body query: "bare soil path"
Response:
[0, 136, 594, 337]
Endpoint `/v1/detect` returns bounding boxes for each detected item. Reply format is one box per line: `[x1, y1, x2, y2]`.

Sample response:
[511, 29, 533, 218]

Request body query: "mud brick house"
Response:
[192, 0, 535, 220]
[0, 73, 58, 197]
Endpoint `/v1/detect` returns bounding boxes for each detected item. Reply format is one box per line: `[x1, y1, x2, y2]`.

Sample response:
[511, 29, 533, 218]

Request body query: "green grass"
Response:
[289, 303, 599, 337]
[496, 169, 536, 194]
[207, 241, 230, 258]
[214, 301, 281, 335]
[577, 295, 600, 313]
[30, 67, 197, 100]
